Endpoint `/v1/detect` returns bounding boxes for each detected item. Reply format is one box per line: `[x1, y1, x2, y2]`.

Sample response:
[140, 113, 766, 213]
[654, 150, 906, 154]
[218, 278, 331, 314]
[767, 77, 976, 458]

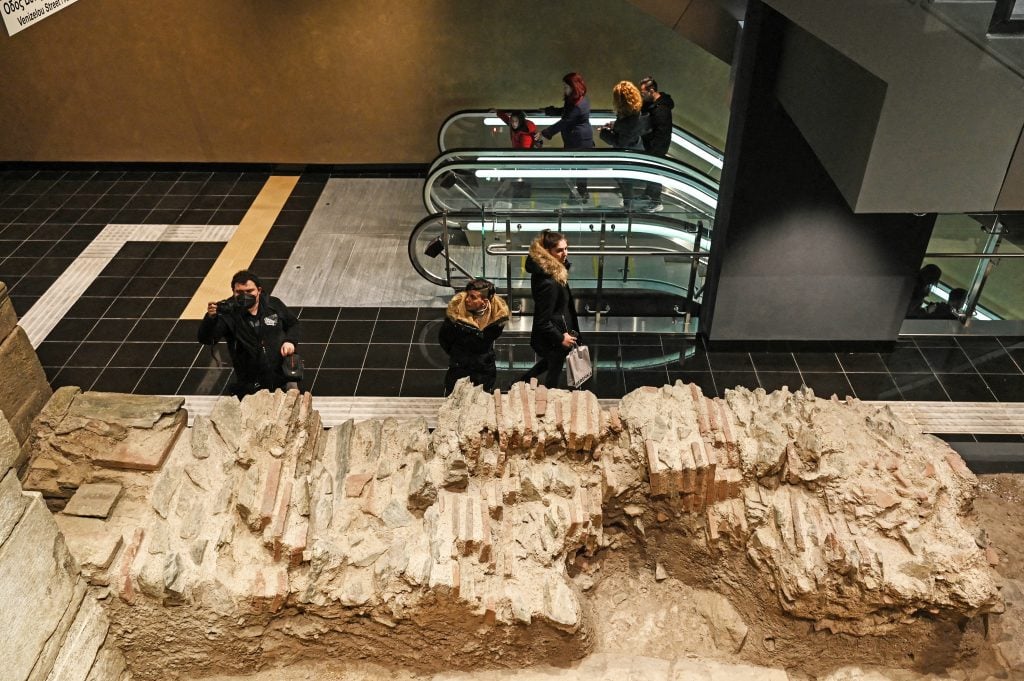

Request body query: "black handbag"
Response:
[282, 354, 304, 381]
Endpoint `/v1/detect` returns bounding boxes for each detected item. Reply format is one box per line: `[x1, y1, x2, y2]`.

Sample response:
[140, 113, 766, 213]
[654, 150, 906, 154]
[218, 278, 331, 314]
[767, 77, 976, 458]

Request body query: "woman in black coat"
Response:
[520, 230, 582, 388]
[439, 279, 510, 394]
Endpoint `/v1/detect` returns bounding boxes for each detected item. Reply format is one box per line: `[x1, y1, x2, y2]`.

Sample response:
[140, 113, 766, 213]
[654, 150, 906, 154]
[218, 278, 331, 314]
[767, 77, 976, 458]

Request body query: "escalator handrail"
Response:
[427, 147, 719, 192]
[422, 158, 718, 217]
[437, 108, 723, 164]
[408, 210, 711, 288]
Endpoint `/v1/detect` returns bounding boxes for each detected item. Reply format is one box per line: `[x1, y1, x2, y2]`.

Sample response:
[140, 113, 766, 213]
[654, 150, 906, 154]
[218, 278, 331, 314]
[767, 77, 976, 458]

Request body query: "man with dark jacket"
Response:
[439, 279, 510, 395]
[639, 76, 676, 212]
[198, 270, 300, 398]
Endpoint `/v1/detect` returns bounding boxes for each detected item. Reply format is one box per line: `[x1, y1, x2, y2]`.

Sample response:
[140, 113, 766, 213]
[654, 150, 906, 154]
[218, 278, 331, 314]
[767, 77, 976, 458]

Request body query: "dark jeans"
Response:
[520, 348, 569, 388]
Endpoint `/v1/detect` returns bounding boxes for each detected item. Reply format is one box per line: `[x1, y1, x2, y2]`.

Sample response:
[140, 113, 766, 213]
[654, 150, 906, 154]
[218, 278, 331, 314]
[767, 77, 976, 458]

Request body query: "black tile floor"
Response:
[5, 166, 1024, 447]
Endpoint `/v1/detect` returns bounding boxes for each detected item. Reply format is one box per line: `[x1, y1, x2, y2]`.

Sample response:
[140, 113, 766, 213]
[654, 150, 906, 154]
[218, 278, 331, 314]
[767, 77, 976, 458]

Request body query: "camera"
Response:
[215, 298, 235, 315]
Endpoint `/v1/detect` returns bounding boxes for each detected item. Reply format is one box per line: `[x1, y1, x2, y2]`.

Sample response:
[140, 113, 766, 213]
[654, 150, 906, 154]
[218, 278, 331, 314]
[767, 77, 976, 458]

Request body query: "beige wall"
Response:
[0, 0, 730, 164]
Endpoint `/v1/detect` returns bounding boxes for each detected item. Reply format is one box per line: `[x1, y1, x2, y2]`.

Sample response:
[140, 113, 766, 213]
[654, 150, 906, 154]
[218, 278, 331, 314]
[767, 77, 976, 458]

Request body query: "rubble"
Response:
[12, 380, 1009, 679]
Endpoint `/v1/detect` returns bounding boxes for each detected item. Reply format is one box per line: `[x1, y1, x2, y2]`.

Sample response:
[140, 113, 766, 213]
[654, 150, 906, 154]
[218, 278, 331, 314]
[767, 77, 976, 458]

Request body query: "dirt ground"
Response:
[975, 473, 1024, 582]
[181, 473, 1024, 681]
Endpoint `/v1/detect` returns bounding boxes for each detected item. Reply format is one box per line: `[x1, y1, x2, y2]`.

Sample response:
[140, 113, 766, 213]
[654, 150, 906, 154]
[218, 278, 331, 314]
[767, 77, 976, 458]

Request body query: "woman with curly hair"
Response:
[599, 80, 648, 207]
[538, 72, 595, 202]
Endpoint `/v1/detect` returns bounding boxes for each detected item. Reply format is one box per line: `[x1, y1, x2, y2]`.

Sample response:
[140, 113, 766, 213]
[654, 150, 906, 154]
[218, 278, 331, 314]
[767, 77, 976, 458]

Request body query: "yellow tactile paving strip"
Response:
[182, 176, 299, 319]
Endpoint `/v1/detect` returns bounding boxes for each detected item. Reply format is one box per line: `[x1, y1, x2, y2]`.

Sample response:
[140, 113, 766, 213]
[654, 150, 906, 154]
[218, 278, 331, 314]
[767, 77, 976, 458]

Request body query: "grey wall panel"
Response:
[775, 22, 887, 210]
[996, 125, 1024, 211]
[765, 0, 1024, 213]
[703, 2, 935, 343]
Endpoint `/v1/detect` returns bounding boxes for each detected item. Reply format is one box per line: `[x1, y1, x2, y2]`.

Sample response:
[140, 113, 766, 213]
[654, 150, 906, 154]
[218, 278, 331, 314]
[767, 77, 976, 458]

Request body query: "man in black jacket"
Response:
[639, 76, 676, 212]
[198, 270, 300, 398]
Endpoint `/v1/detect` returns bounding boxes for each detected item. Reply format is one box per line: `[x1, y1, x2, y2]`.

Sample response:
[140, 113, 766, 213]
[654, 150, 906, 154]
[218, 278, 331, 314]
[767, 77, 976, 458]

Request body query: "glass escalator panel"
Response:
[438, 109, 724, 180]
[409, 210, 710, 302]
[424, 150, 718, 219]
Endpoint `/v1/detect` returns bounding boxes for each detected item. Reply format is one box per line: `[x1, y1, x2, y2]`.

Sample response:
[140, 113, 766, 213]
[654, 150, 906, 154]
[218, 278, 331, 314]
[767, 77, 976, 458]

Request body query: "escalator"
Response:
[423, 149, 718, 217]
[410, 111, 725, 320]
[437, 109, 724, 181]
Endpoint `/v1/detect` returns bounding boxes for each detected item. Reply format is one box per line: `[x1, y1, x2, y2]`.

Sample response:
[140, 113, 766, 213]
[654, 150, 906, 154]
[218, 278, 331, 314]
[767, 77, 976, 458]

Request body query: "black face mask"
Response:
[233, 292, 257, 310]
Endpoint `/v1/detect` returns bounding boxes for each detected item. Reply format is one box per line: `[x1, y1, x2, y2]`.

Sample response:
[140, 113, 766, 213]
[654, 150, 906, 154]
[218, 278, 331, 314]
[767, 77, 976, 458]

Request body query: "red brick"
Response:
[945, 451, 974, 481]
[260, 459, 284, 529]
[343, 472, 372, 498]
[703, 446, 718, 508]
[608, 407, 621, 433]
[520, 383, 533, 446]
[118, 527, 145, 604]
[270, 481, 293, 561]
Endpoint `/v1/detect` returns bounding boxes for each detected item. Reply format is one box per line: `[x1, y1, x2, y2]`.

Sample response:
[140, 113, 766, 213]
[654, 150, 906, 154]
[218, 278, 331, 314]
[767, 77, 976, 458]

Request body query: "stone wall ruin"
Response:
[8, 377, 1011, 679]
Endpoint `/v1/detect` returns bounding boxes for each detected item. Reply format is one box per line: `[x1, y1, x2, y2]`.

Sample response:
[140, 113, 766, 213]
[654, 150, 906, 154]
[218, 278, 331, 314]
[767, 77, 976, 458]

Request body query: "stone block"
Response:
[0, 412, 19, 477]
[44, 593, 110, 681]
[54, 515, 124, 573]
[83, 645, 129, 681]
[0, 325, 52, 444]
[92, 409, 186, 471]
[0, 282, 17, 343]
[0, 496, 79, 681]
[62, 482, 123, 519]
[0, 470, 30, 549]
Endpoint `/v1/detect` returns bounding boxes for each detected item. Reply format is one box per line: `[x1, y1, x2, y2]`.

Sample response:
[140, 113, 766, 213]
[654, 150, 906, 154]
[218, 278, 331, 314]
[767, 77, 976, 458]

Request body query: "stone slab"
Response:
[0, 282, 17, 343]
[0, 412, 19, 477]
[62, 483, 123, 519]
[55, 515, 125, 570]
[92, 410, 186, 471]
[25, 579, 87, 681]
[0, 470, 30, 549]
[0, 325, 51, 444]
[83, 645, 128, 681]
[63, 392, 184, 430]
[0, 496, 79, 681]
[45, 594, 110, 681]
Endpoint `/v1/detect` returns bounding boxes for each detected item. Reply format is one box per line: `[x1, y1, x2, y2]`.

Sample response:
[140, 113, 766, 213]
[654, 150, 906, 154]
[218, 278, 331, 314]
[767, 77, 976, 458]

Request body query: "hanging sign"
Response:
[2, 0, 81, 37]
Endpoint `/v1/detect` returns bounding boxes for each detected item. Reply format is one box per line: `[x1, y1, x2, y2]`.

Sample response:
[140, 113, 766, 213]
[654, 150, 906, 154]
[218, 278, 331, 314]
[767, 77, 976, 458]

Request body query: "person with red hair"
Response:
[538, 72, 595, 202]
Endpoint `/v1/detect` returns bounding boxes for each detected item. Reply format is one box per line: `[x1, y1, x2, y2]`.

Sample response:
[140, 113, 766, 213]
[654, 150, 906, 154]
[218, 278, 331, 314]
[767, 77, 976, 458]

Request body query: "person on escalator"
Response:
[599, 80, 648, 209]
[439, 279, 510, 395]
[536, 72, 595, 203]
[639, 76, 675, 212]
[495, 110, 538, 199]
[495, 110, 538, 149]
[519, 230, 583, 389]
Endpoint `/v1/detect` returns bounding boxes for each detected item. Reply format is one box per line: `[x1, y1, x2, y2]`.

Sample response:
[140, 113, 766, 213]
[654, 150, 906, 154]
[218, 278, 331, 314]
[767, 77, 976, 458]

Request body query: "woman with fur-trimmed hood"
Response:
[439, 279, 510, 395]
[520, 230, 582, 388]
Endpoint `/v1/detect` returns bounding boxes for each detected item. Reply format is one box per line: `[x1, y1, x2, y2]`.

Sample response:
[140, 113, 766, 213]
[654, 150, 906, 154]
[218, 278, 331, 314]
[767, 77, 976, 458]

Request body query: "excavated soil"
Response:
[180, 473, 1024, 681]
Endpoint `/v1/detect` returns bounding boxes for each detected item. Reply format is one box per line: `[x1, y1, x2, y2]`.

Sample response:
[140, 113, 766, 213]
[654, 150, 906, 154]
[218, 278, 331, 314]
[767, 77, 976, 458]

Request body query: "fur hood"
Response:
[527, 237, 568, 285]
[446, 291, 510, 330]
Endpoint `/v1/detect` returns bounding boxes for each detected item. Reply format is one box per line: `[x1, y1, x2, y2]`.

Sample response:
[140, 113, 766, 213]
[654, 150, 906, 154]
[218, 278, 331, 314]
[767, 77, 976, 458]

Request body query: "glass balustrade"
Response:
[423, 149, 718, 219]
[437, 109, 724, 180]
[912, 213, 1024, 325]
[408, 209, 711, 309]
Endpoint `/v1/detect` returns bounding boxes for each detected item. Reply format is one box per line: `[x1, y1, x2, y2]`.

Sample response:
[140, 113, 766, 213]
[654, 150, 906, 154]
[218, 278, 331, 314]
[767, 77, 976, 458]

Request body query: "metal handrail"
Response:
[486, 245, 711, 257]
[924, 252, 1024, 258]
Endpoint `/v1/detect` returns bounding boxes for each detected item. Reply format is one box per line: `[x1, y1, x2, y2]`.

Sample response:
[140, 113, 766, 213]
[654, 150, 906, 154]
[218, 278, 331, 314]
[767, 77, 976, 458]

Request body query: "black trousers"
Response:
[520, 349, 569, 388]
